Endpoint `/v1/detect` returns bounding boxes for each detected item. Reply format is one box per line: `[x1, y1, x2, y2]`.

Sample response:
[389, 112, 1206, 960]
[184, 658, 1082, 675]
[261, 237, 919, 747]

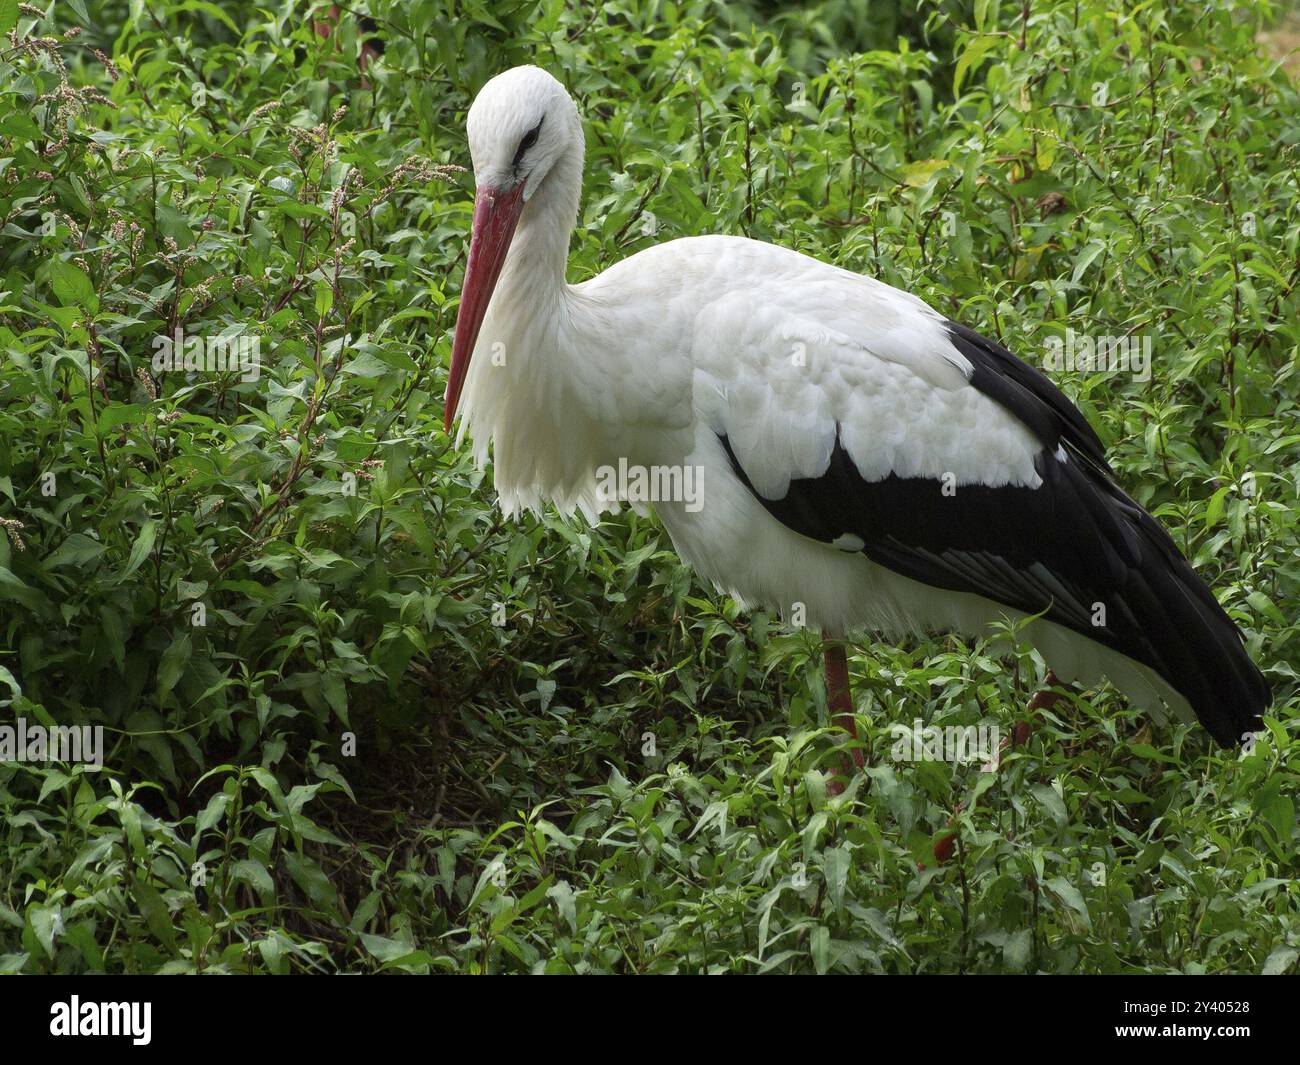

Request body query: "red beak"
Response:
[444, 183, 526, 433]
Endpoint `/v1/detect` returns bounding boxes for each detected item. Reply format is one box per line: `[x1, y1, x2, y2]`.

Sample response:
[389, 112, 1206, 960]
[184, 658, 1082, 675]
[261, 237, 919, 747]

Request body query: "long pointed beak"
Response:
[444, 183, 526, 433]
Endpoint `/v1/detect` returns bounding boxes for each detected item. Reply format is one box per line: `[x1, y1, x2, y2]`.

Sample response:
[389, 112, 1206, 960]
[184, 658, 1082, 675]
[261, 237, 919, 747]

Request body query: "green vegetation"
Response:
[0, 0, 1296, 974]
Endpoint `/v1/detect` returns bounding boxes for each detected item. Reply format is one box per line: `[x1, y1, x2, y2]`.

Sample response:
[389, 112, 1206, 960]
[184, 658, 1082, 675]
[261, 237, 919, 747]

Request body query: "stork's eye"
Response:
[512, 118, 544, 169]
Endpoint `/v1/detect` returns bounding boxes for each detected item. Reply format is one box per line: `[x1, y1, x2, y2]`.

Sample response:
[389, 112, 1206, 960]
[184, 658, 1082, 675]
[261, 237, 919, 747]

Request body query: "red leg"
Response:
[823, 636, 865, 788]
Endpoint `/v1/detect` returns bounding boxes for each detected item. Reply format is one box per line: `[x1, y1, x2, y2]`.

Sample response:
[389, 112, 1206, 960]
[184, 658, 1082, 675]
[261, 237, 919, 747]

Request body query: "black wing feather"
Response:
[946, 319, 1112, 473]
[719, 321, 1268, 745]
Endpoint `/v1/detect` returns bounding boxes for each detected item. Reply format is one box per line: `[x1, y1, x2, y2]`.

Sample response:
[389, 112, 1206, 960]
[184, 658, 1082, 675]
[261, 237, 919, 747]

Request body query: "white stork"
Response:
[442, 66, 1268, 771]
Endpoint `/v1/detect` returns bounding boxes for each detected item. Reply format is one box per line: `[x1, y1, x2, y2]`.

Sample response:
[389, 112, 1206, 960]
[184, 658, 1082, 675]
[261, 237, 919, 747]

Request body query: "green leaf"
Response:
[314, 280, 334, 318]
[131, 880, 176, 949]
[46, 532, 106, 568]
[1004, 928, 1033, 972]
[1070, 241, 1106, 285]
[27, 904, 61, 958]
[810, 925, 831, 975]
[49, 260, 96, 310]
[901, 159, 950, 187]
[546, 881, 577, 935]
[230, 860, 275, 898]
[1044, 877, 1092, 932]
[823, 846, 850, 912]
[954, 35, 996, 96]
[157, 634, 192, 697]
[282, 850, 337, 908]
[119, 520, 157, 582]
[1030, 783, 1068, 827]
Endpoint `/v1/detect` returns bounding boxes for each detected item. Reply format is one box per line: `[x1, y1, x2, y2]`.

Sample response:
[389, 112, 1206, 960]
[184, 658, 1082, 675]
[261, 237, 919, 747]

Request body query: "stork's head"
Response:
[466, 66, 578, 201]
[444, 66, 581, 432]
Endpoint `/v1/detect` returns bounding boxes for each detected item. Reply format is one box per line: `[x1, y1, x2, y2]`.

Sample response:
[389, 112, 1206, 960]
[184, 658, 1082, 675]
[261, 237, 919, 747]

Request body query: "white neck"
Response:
[499, 144, 583, 303]
[458, 136, 622, 522]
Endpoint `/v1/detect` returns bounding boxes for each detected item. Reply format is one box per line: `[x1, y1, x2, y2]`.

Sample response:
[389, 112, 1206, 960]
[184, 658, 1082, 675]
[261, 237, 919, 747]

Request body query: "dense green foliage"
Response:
[0, 0, 1297, 974]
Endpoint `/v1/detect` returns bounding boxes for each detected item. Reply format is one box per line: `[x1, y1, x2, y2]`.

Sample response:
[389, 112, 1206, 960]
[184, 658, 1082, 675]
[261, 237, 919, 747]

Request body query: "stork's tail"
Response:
[1119, 505, 1269, 746]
